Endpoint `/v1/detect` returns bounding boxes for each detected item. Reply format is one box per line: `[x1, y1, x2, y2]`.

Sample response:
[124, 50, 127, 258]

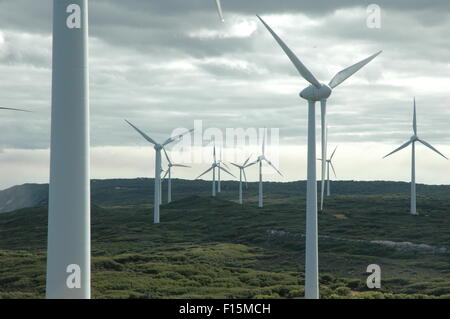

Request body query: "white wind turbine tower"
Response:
[217, 148, 230, 193]
[162, 149, 190, 203]
[196, 145, 235, 196]
[383, 99, 447, 216]
[255, 128, 283, 208]
[126, 120, 193, 223]
[319, 146, 338, 197]
[230, 156, 256, 204]
[46, 0, 90, 299]
[257, 15, 381, 299]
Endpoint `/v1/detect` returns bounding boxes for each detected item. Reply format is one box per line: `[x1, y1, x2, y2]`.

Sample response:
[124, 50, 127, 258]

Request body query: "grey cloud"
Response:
[1, 0, 450, 152]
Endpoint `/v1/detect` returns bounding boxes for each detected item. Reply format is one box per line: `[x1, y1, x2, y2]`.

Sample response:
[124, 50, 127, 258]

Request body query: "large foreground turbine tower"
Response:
[46, 0, 90, 299]
[257, 15, 381, 299]
[383, 99, 447, 215]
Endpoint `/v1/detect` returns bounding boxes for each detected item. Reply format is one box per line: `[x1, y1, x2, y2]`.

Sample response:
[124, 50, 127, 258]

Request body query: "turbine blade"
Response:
[328, 50, 382, 89]
[243, 169, 249, 188]
[413, 98, 417, 135]
[245, 161, 257, 168]
[219, 166, 236, 178]
[162, 169, 169, 180]
[196, 166, 214, 180]
[330, 146, 338, 160]
[257, 15, 321, 88]
[264, 158, 283, 177]
[213, 145, 217, 163]
[215, 0, 225, 22]
[330, 162, 337, 178]
[221, 162, 230, 169]
[163, 148, 171, 164]
[383, 140, 412, 159]
[243, 155, 252, 166]
[172, 164, 190, 168]
[163, 128, 194, 146]
[418, 139, 448, 160]
[230, 162, 241, 169]
[0, 107, 30, 112]
[125, 120, 157, 145]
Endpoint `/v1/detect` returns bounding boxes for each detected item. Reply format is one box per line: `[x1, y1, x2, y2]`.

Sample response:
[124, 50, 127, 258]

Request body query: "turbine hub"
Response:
[299, 84, 332, 102]
[411, 135, 419, 142]
[154, 144, 163, 151]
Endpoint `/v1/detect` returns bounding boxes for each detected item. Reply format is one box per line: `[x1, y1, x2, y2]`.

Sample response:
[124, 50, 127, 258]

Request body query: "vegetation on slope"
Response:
[0, 192, 449, 299]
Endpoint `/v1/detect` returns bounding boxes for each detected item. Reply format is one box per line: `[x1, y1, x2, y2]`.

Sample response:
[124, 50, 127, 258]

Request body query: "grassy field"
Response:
[0, 187, 449, 299]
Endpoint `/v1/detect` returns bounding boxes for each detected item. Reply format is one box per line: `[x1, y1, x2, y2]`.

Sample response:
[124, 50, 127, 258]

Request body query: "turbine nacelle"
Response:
[300, 84, 332, 102]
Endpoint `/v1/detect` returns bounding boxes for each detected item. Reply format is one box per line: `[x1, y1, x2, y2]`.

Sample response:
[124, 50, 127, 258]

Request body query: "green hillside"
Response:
[2, 178, 450, 213]
[0, 190, 449, 299]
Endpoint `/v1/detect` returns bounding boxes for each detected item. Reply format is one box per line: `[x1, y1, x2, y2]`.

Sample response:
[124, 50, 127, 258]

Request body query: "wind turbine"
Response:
[162, 149, 190, 203]
[255, 128, 283, 208]
[215, 0, 225, 22]
[196, 145, 235, 196]
[230, 155, 256, 204]
[125, 120, 193, 223]
[217, 148, 230, 193]
[318, 146, 338, 198]
[383, 99, 447, 216]
[46, 0, 90, 300]
[257, 15, 381, 299]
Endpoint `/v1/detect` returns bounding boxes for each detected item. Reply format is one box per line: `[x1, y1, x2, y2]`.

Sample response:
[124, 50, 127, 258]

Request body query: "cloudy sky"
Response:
[1, 0, 450, 189]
